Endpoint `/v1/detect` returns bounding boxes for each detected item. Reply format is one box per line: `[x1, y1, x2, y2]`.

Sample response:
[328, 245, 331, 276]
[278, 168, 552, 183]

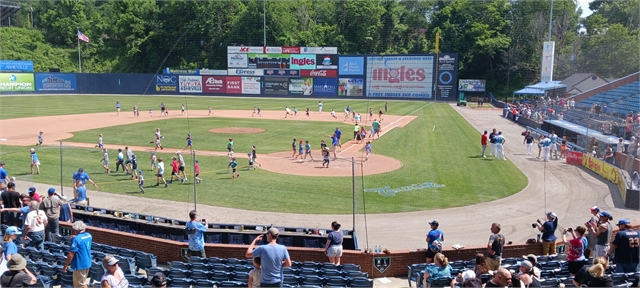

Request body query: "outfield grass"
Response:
[0, 95, 528, 214]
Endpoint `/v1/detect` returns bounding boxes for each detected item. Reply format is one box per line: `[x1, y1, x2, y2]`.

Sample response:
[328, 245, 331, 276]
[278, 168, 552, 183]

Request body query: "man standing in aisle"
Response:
[40, 188, 63, 242]
[63, 221, 92, 288]
[245, 227, 292, 287]
[425, 220, 444, 264]
[605, 219, 638, 273]
[487, 223, 505, 271]
[185, 210, 207, 258]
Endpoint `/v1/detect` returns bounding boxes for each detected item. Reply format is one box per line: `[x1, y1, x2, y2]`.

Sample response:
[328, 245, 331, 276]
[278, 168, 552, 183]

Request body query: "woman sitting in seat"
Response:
[101, 255, 129, 288]
[422, 253, 452, 287]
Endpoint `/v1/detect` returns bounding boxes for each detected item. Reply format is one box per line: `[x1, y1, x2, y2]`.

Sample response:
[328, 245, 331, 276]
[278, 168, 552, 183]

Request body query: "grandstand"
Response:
[576, 81, 640, 116]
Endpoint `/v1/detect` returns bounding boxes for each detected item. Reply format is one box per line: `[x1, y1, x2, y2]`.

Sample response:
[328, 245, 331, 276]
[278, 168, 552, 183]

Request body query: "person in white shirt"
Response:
[155, 158, 167, 188]
[23, 200, 47, 251]
[493, 132, 506, 160]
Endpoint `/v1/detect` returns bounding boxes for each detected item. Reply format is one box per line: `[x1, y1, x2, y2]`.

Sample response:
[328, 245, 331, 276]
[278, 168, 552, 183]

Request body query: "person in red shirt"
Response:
[481, 131, 489, 158]
[194, 160, 202, 184]
[169, 156, 183, 184]
[27, 187, 42, 202]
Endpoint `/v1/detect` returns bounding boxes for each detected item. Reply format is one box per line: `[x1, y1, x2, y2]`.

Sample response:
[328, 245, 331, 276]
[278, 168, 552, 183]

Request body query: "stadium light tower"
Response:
[263, 0, 267, 46]
[548, 0, 554, 41]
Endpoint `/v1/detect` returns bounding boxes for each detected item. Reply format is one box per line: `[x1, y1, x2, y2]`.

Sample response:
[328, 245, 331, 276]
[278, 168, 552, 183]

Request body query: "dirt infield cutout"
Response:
[209, 127, 265, 134]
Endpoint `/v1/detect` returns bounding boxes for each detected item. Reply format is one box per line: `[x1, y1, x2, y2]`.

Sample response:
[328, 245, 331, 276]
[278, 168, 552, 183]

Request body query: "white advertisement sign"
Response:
[541, 41, 555, 83]
[227, 69, 264, 76]
[178, 75, 202, 93]
[227, 54, 248, 68]
[227, 46, 264, 54]
[366, 56, 434, 98]
[241, 77, 261, 94]
[301, 47, 338, 54]
[265, 46, 283, 54]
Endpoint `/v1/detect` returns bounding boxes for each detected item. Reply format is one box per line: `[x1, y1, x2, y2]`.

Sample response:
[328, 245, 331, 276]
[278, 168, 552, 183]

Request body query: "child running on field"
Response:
[322, 147, 330, 168]
[331, 109, 337, 119]
[30, 148, 40, 174]
[303, 141, 314, 162]
[365, 141, 372, 161]
[305, 108, 310, 119]
[247, 153, 256, 170]
[296, 140, 304, 159]
[184, 134, 193, 151]
[227, 152, 235, 173]
[230, 158, 239, 179]
[291, 139, 297, 158]
[194, 159, 202, 183]
[95, 134, 104, 149]
[208, 106, 213, 116]
[36, 131, 44, 147]
[150, 152, 157, 170]
[248, 257, 261, 288]
[100, 148, 110, 174]
[169, 156, 183, 184]
[251, 145, 261, 167]
[138, 170, 145, 194]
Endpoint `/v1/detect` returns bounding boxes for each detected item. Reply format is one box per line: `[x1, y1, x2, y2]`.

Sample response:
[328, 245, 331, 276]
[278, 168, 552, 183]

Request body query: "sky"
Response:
[577, 0, 594, 18]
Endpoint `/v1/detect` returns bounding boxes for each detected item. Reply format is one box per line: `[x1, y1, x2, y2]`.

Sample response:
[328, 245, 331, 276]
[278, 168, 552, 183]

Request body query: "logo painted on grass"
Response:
[364, 182, 444, 196]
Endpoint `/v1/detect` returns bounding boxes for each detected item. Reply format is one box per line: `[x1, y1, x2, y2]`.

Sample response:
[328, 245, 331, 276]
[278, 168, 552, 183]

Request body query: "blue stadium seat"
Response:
[326, 276, 349, 287]
[226, 258, 246, 266]
[341, 263, 361, 271]
[135, 252, 157, 269]
[205, 234, 222, 243]
[350, 277, 373, 287]
[119, 257, 137, 275]
[302, 275, 325, 286]
[233, 271, 250, 283]
[194, 279, 217, 288]
[190, 269, 211, 280]
[169, 277, 194, 287]
[170, 261, 191, 270]
[408, 263, 428, 287]
[228, 234, 244, 244]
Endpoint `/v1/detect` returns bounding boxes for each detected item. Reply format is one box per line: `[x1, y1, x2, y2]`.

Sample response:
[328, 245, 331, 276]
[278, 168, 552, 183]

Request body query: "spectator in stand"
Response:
[2, 226, 21, 261]
[421, 253, 452, 287]
[27, 187, 41, 203]
[485, 268, 511, 287]
[451, 270, 482, 288]
[626, 113, 634, 140]
[59, 195, 73, 224]
[63, 221, 92, 288]
[0, 254, 37, 287]
[594, 103, 602, 116]
[629, 136, 638, 158]
[561, 225, 587, 276]
[516, 261, 541, 287]
[185, 210, 207, 258]
[39, 188, 63, 242]
[248, 257, 261, 288]
[486, 223, 505, 271]
[100, 255, 129, 288]
[588, 211, 613, 262]
[570, 99, 575, 109]
[148, 272, 167, 288]
[534, 212, 558, 255]
[23, 200, 47, 251]
[2, 182, 22, 226]
[521, 254, 541, 279]
[425, 220, 444, 264]
[72, 168, 98, 197]
[603, 143, 614, 164]
[602, 103, 608, 114]
[472, 253, 489, 278]
[245, 227, 291, 287]
[573, 257, 613, 287]
[324, 221, 343, 265]
[616, 138, 625, 154]
[606, 219, 639, 273]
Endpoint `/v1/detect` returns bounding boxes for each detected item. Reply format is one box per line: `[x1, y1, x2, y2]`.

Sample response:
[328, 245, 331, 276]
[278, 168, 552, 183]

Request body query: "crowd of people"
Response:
[421, 207, 639, 287]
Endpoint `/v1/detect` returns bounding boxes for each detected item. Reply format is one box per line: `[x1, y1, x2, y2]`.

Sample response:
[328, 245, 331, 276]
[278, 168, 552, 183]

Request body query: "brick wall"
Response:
[60, 222, 639, 278]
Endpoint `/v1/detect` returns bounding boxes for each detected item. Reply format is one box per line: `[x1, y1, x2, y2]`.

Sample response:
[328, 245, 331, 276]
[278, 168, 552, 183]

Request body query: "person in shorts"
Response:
[169, 156, 183, 184]
[425, 220, 444, 263]
[305, 108, 310, 119]
[304, 141, 314, 162]
[365, 141, 372, 161]
[177, 151, 187, 181]
[291, 139, 297, 158]
[150, 152, 157, 170]
[230, 159, 239, 179]
[100, 148, 110, 174]
[248, 153, 256, 170]
[115, 101, 120, 116]
[63, 221, 92, 288]
[138, 170, 145, 194]
[155, 158, 167, 188]
[322, 147, 330, 168]
[325, 221, 343, 265]
[184, 134, 193, 151]
[30, 148, 41, 174]
[155, 138, 164, 151]
[36, 131, 44, 146]
[95, 134, 104, 149]
[251, 146, 261, 167]
[227, 138, 234, 154]
[194, 159, 202, 183]
[285, 106, 292, 118]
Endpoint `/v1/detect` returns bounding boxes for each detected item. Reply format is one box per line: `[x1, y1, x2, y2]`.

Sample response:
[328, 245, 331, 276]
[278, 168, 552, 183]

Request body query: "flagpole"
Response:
[77, 28, 82, 73]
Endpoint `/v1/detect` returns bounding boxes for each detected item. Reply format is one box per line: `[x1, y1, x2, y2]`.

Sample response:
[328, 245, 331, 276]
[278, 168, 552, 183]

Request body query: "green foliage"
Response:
[0, 27, 77, 72]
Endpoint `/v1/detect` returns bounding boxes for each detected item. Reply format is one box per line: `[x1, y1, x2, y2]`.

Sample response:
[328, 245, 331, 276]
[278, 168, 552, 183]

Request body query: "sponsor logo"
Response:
[205, 77, 223, 85]
[231, 54, 244, 60]
[364, 182, 445, 196]
[228, 69, 264, 76]
[566, 151, 583, 165]
[300, 70, 337, 77]
[282, 46, 300, 54]
[265, 47, 282, 53]
[372, 66, 426, 83]
[291, 57, 315, 66]
[156, 75, 177, 84]
[322, 55, 332, 66]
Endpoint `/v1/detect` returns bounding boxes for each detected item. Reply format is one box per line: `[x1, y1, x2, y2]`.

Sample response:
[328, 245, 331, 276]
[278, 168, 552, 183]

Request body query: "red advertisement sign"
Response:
[282, 46, 300, 54]
[566, 151, 584, 165]
[226, 76, 242, 94]
[203, 76, 226, 93]
[300, 70, 338, 77]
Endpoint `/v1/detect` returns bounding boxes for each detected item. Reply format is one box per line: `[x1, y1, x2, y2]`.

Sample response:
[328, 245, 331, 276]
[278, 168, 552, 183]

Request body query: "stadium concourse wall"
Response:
[59, 221, 638, 278]
[0, 53, 460, 100]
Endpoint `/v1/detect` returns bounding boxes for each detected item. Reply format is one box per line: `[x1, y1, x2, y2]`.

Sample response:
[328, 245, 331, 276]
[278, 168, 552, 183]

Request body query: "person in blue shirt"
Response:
[63, 220, 92, 288]
[185, 210, 207, 258]
[29, 148, 41, 175]
[325, 134, 339, 160]
[73, 181, 89, 206]
[425, 220, 444, 264]
[245, 228, 291, 287]
[535, 212, 558, 255]
[422, 253, 452, 287]
[2, 226, 21, 261]
[72, 168, 98, 198]
[334, 127, 342, 150]
[0, 161, 8, 185]
[115, 101, 121, 116]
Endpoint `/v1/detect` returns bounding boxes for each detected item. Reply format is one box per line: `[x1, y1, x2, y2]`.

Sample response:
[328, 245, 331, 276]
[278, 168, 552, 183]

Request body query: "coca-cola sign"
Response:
[300, 70, 337, 77]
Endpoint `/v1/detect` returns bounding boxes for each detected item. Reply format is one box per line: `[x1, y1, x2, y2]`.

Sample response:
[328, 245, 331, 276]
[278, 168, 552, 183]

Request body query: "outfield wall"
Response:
[0, 53, 459, 100]
[59, 221, 639, 278]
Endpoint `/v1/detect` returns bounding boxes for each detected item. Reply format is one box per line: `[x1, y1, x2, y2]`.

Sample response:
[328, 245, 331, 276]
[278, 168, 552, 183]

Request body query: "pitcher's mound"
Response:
[209, 127, 265, 134]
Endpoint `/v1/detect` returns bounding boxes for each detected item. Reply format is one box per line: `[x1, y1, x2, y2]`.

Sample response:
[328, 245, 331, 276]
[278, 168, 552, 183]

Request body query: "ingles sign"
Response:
[366, 55, 434, 98]
[290, 55, 316, 70]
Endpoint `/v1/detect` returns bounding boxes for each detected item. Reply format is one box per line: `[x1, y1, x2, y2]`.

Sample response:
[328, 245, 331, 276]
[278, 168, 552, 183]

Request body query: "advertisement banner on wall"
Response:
[263, 77, 289, 95]
[365, 55, 434, 98]
[178, 75, 202, 93]
[282, 46, 300, 54]
[338, 78, 364, 97]
[436, 53, 459, 99]
[290, 54, 316, 70]
[226, 77, 242, 94]
[0, 73, 34, 91]
[301, 47, 338, 54]
[0, 60, 34, 72]
[339, 57, 365, 75]
[227, 46, 264, 54]
[566, 151, 583, 165]
[289, 78, 314, 95]
[155, 75, 178, 92]
[242, 77, 261, 94]
[299, 70, 337, 77]
[265, 47, 283, 54]
[315, 54, 338, 69]
[227, 69, 264, 76]
[458, 79, 485, 92]
[227, 54, 248, 68]
[582, 153, 627, 200]
[203, 76, 226, 93]
[248, 54, 290, 69]
[264, 69, 299, 77]
[35, 73, 77, 91]
[313, 78, 338, 96]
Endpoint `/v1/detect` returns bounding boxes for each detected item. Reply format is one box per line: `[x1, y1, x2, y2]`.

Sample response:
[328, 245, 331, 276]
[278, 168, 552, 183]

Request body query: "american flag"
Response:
[77, 30, 90, 43]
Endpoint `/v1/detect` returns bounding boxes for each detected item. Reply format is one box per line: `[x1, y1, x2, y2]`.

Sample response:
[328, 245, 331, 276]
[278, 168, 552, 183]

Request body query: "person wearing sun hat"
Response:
[100, 255, 129, 288]
[588, 210, 613, 263]
[0, 254, 37, 286]
[607, 219, 639, 273]
[534, 212, 558, 255]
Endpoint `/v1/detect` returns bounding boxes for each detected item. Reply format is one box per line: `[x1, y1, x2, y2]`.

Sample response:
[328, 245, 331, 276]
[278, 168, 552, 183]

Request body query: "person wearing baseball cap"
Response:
[245, 227, 291, 287]
[586, 206, 600, 258]
[534, 212, 558, 255]
[425, 220, 444, 264]
[148, 272, 167, 287]
[588, 211, 613, 263]
[607, 219, 639, 273]
[27, 187, 41, 202]
[0, 254, 37, 286]
[41, 188, 64, 242]
[72, 168, 98, 198]
[2, 226, 22, 261]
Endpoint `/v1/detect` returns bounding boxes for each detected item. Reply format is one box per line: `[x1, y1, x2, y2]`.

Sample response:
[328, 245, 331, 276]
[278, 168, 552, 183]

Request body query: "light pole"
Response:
[263, 0, 267, 46]
[548, 0, 554, 41]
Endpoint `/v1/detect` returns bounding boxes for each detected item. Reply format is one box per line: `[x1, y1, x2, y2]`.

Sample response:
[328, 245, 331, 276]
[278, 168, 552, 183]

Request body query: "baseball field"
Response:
[0, 95, 527, 214]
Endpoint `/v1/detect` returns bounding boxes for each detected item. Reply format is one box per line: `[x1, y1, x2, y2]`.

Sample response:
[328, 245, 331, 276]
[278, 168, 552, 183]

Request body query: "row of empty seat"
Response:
[576, 81, 640, 116]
